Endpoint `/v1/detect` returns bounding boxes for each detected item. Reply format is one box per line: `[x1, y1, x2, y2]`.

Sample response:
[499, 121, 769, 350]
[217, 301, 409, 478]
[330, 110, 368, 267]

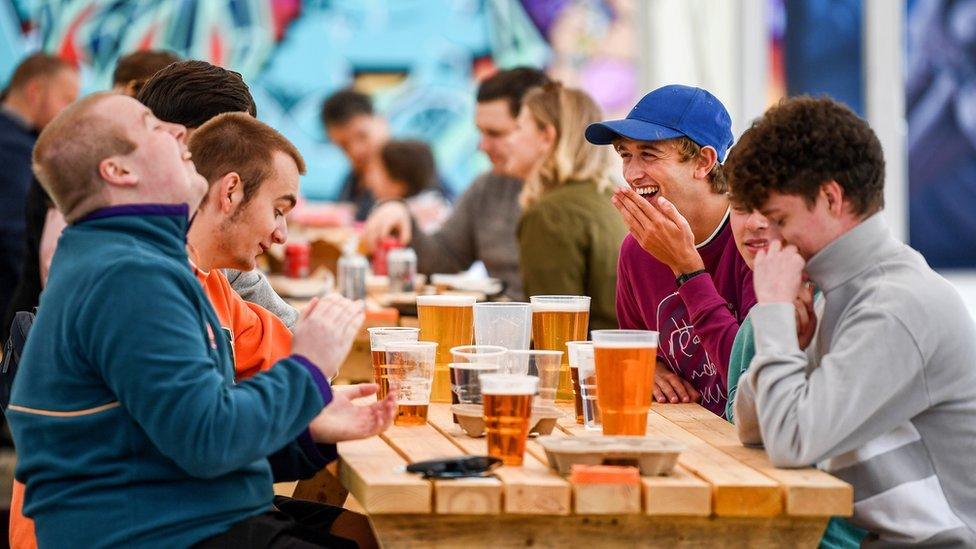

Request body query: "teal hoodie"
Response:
[7, 205, 332, 548]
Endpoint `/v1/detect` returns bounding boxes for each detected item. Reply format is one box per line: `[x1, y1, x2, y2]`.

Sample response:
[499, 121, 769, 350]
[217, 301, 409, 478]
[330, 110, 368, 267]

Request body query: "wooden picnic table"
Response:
[318, 401, 852, 548]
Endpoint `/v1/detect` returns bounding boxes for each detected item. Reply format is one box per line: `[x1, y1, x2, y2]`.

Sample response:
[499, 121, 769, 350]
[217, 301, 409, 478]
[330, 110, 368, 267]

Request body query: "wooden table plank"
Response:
[427, 404, 572, 515]
[337, 435, 431, 514]
[645, 410, 782, 517]
[554, 403, 711, 516]
[380, 423, 502, 514]
[652, 404, 853, 517]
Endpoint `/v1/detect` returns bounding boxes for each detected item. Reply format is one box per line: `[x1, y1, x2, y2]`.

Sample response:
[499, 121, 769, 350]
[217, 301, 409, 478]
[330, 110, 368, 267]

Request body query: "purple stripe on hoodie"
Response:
[615, 217, 755, 416]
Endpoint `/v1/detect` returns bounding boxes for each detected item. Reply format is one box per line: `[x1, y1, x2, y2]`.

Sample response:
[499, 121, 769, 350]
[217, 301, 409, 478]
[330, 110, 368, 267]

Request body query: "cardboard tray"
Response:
[451, 403, 561, 438]
[536, 436, 684, 476]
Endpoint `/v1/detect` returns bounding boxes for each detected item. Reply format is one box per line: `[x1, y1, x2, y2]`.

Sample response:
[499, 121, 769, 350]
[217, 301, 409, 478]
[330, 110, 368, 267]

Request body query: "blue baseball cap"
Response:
[585, 85, 734, 162]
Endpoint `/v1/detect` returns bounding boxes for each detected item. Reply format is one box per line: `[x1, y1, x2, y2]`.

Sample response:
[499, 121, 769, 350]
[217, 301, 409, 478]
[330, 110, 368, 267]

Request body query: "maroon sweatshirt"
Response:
[615, 214, 755, 416]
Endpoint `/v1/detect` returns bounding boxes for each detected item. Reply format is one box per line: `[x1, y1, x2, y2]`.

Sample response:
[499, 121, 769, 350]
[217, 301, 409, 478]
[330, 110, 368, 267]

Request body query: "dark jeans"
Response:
[193, 496, 357, 548]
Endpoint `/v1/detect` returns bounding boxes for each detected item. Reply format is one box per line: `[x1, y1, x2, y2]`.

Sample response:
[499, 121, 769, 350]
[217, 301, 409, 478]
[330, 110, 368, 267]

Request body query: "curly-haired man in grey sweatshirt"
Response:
[727, 96, 976, 547]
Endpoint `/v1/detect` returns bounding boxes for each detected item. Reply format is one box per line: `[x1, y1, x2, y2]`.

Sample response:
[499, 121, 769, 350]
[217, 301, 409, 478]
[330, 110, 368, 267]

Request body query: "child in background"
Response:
[726, 200, 866, 548]
[365, 139, 451, 232]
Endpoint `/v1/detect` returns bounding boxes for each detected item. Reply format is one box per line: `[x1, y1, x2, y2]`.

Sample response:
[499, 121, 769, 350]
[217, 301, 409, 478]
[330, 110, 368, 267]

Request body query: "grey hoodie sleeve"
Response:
[224, 269, 299, 330]
[743, 302, 929, 467]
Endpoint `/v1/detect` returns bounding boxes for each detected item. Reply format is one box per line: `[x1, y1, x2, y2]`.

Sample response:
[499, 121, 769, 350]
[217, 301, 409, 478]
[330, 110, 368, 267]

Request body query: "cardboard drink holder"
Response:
[451, 403, 561, 438]
[536, 436, 684, 476]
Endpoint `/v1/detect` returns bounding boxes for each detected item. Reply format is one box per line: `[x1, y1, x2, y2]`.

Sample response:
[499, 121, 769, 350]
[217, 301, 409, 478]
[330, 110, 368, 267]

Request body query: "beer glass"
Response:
[566, 341, 591, 424]
[417, 295, 475, 403]
[591, 330, 658, 435]
[567, 341, 601, 430]
[505, 350, 562, 407]
[480, 373, 539, 466]
[383, 341, 437, 426]
[530, 296, 590, 402]
[367, 327, 420, 398]
[473, 302, 532, 350]
[449, 362, 500, 405]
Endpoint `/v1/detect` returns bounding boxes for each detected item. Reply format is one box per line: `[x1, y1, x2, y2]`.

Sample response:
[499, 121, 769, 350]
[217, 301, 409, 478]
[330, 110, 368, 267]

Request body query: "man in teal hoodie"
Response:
[7, 92, 394, 548]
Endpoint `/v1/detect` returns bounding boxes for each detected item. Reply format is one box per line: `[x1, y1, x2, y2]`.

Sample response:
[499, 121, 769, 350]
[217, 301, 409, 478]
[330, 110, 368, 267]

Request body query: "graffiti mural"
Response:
[1, 0, 637, 199]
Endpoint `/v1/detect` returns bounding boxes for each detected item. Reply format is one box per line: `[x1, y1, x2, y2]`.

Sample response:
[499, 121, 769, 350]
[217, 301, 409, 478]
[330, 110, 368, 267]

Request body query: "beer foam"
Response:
[530, 299, 590, 312]
[416, 295, 477, 306]
[479, 373, 539, 394]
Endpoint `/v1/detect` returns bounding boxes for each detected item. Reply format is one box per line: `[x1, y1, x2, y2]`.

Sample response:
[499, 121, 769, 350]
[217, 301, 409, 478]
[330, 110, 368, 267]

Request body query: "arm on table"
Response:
[742, 302, 929, 466]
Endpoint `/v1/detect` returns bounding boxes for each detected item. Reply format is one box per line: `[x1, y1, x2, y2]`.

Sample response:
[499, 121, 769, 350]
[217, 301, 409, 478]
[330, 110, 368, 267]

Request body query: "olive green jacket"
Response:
[518, 180, 626, 331]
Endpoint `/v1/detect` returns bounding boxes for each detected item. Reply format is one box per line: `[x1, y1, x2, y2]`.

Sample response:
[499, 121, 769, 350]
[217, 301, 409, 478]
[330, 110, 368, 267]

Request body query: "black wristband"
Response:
[675, 269, 707, 288]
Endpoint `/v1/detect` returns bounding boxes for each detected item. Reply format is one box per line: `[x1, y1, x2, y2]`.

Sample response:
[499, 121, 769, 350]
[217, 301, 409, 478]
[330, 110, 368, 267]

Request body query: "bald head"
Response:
[33, 93, 136, 222]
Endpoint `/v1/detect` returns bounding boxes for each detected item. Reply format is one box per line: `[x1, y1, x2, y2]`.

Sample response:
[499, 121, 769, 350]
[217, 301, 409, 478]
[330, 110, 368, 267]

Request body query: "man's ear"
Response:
[821, 180, 846, 216]
[217, 172, 243, 213]
[98, 156, 139, 188]
[694, 146, 718, 180]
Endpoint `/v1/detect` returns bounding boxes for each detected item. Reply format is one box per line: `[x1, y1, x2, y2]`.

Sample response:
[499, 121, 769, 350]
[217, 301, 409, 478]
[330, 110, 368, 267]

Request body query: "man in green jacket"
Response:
[7, 92, 394, 548]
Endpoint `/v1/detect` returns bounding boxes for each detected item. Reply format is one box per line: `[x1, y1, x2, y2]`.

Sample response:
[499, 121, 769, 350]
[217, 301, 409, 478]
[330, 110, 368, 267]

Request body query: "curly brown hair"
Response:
[725, 96, 885, 215]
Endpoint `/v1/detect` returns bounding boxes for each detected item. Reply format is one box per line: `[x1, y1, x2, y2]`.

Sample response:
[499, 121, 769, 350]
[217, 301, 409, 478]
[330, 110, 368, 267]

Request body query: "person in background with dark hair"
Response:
[320, 89, 388, 221]
[362, 67, 551, 299]
[137, 59, 257, 129]
[364, 139, 451, 232]
[135, 59, 299, 328]
[729, 96, 976, 547]
[1, 53, 79, 341]
[111, 49, 180, 96]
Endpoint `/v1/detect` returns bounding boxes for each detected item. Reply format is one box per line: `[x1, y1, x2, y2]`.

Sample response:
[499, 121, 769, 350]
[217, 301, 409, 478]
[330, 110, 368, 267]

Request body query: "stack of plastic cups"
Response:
[567, 341, 600, 431]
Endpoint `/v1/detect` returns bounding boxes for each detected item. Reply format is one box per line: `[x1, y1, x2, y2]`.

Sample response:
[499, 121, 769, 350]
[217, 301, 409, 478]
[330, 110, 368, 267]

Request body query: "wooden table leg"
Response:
[369, 515, 829, 548]
[293, 462, 349, 506]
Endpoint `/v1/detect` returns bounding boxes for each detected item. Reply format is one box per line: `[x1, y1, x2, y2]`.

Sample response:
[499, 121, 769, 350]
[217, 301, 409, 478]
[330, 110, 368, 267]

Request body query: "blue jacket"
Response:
[7, 204, 333, 548]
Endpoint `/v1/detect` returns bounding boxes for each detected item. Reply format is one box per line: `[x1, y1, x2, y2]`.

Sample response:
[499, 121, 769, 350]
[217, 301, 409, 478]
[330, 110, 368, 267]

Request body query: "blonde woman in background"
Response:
[504, 83, 626, 330]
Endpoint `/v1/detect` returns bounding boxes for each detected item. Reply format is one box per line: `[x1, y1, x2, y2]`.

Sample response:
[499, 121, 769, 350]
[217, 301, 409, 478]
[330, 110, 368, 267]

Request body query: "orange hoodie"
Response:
[10, 257, 293, 548]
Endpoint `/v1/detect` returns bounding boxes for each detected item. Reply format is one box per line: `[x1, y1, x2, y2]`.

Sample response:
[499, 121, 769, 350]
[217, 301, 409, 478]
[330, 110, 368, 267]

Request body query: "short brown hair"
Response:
[137, 60, 256, 128]
[668, 137, 728, 194]
[189, 112, 306, 209]
[33, 93, 136, 223]
[726, 96, 885, 215]
[112, 50, 180, 95]
[379, 140, 435, 197]
[5, 52, 75, 93]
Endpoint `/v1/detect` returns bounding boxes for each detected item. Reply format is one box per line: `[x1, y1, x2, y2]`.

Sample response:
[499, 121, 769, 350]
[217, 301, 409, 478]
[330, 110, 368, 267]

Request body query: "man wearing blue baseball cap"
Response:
[585, 85, 755, 418]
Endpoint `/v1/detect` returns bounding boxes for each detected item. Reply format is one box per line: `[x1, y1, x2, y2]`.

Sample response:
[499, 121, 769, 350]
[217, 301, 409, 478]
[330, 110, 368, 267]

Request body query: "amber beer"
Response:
[480, 374, 538, 466]
[384, 341, 437, 426]
[591, 330, 658, 436]
[417, 295, 475, 403]
[530, 296, 590, 402]
[367, 327, 420, 399]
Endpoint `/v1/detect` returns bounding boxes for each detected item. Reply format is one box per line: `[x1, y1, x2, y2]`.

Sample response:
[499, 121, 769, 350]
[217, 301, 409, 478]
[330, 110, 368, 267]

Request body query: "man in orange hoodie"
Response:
[9, 110, 391, 549]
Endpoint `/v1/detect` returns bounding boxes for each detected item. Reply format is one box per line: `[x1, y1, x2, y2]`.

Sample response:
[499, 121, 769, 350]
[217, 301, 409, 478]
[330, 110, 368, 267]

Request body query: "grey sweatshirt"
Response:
[735, 213, 976, 547]
[224, 268, 299, 329]
[410, 172, 523, 300]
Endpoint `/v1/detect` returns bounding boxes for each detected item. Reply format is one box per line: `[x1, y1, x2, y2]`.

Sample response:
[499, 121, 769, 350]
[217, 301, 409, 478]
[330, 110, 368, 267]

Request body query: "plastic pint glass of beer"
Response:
[480, 373, 539, 466]
[383, 341, 438, 426]
[367, 327, 420, 398]
[591, 330, 658, 435]
[417, 295, 475, 403]
[530, 296, 590, 402]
